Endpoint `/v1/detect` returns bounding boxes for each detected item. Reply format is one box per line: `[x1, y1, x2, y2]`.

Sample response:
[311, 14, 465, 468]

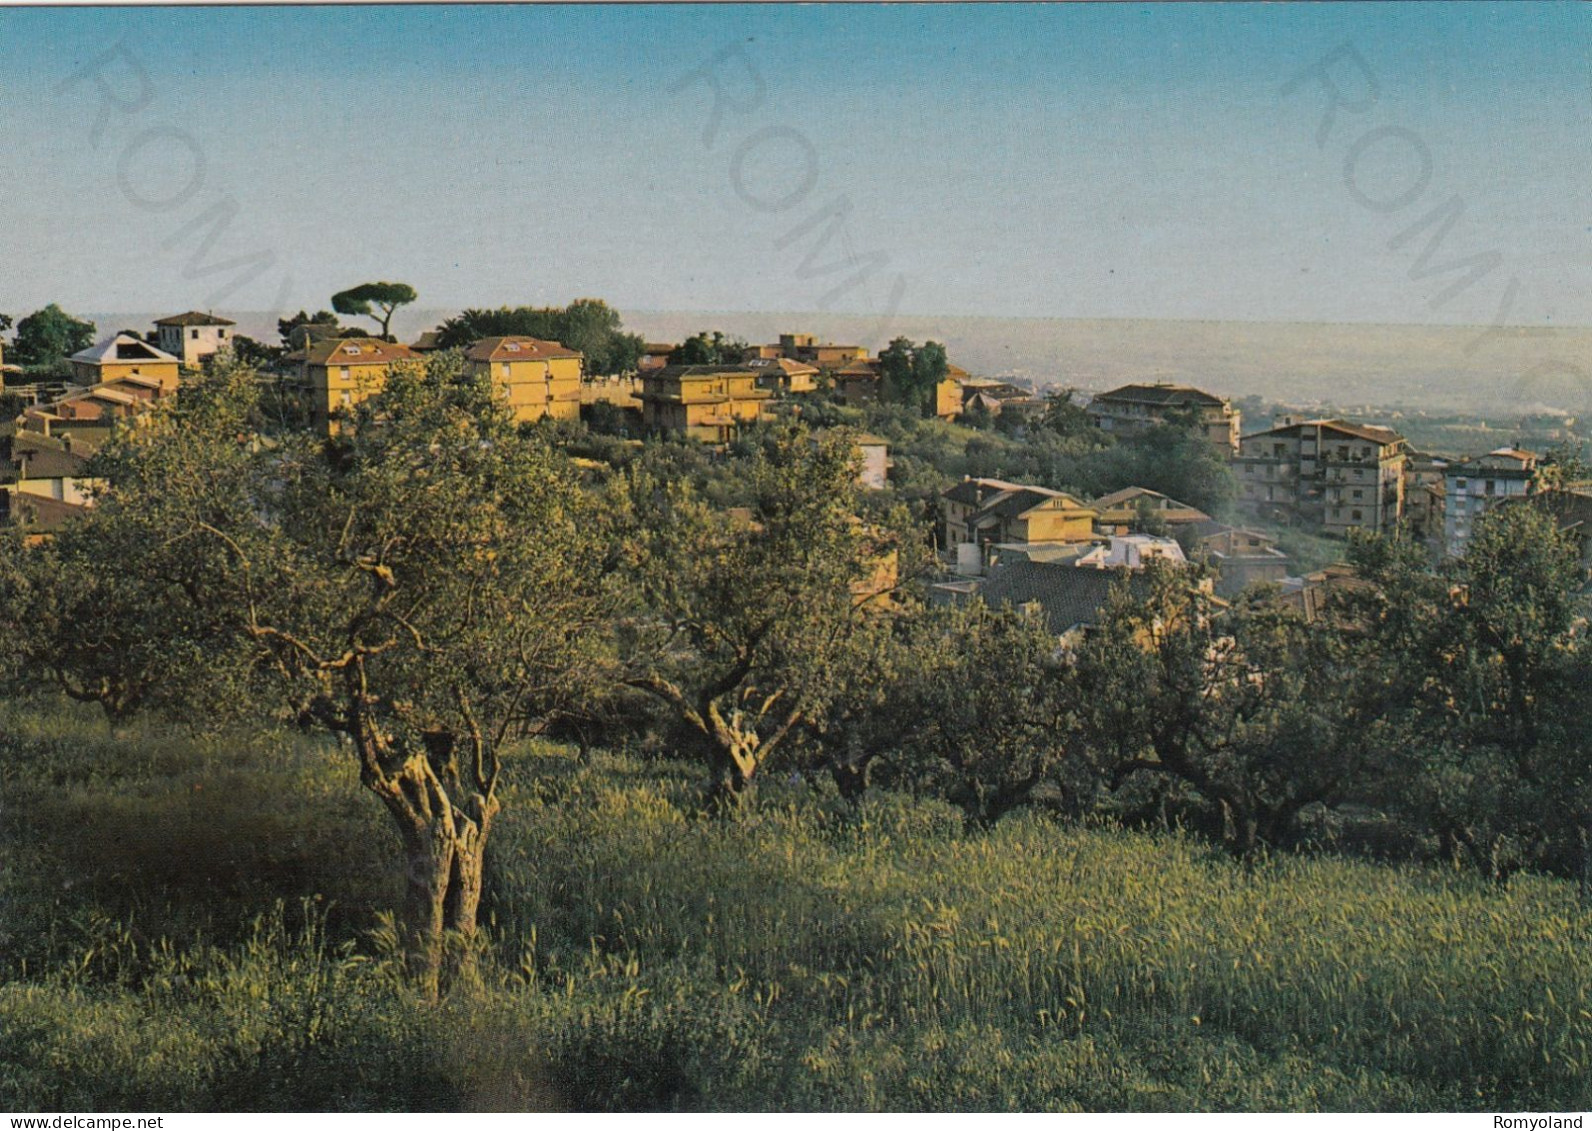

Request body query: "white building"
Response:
[1443, 447, 1539, 558]
[153, 311, 236, 368]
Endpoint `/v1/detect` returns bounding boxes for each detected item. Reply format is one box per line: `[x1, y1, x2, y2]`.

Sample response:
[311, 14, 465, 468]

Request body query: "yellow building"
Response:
[639, 364, 773, 443]
[941, 477, 1099, 559]
[464, 337, 584, 424]
[1090, 486, 1211, 532]
[1087, 383, 1242, 453]
[750, 333, 868, 368]
[297, 337, 421, 435]
[68, 334, 182, 393]
[745, 356, 820, 395]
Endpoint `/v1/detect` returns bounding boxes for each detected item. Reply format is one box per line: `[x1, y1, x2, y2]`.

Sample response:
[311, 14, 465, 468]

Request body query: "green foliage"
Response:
[1347, 506, 1592, 880]
[620, 425, 912, 800]
[1, 353, 615, 991]
[1087, 417, 1236, 517]
[331, 281, 418, 340]
[0, 356, 271, 726]
[1041, 388, 1095, 438]
[1538, 442, 1591, 488]
[669, 330, 747, 365]
[5, 711, 1591, 1111]
[884, 602, 1079, 824]
[11, 303, 95, 366]
[877, 337, 949, 417]
[1075, 566, 1380, 856]
[278, 309, 361, 350]
[227, 335, 284, 369]
[434, 299, 644, 375]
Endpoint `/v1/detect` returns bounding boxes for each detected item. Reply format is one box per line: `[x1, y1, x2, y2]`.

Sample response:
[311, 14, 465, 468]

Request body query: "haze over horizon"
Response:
[4, 3, 1591, 334]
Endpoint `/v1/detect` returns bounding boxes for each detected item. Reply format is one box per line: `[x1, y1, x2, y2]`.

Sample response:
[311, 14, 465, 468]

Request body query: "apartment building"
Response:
[1234, 418, 1408, 536]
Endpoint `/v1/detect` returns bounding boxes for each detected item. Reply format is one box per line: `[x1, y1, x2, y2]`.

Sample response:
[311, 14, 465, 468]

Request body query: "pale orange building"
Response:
[639, 364, 773, 443]
[745, 356, 820, 395]
[68, 334, 182, 393]
[750, 333, 868, 368]
[464, 336, 583, 424]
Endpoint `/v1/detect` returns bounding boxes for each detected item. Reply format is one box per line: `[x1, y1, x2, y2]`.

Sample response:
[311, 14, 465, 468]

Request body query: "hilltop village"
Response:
[3, 298, 1588, 645]
[6, 295, 1592, 1113]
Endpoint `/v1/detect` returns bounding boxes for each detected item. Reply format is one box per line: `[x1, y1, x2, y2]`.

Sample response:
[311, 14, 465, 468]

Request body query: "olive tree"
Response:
[620, 426, 912, 804]
[2, 354, 609, 993]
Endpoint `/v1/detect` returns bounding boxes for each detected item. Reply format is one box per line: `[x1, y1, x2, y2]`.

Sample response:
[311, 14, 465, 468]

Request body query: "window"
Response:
[340, 391, 352, 406]
[1274, 443, 1287, 458]
[1352, 489, 1363, 500]
[1485, 480, 1496, 496]
[191, 329, 200, 340]
[218, 329, 226, 339]
[506, 343, 521, 352]
[342, 344, 362, 356]
[501, 363, 512, 379]
[1352, 509, 1363, 522]
[339, 366, 351, 381]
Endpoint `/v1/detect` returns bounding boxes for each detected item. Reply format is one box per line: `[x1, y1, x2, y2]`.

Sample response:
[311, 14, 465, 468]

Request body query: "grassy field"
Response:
[2, 702, 1589, 1112]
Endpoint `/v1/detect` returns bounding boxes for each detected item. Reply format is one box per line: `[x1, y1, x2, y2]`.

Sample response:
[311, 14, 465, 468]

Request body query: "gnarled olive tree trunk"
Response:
[348, 699, 502, 998]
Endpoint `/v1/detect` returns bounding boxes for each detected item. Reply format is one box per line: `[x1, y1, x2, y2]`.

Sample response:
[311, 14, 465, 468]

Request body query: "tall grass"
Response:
[2, 702, 1589, 1110]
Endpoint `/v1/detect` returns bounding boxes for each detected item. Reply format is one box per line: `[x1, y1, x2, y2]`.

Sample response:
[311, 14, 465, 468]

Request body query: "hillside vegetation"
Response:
[2, 703, 1588, 1112]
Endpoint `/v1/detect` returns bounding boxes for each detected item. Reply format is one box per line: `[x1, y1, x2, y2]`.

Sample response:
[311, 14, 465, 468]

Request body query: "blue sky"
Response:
[1, 3, 1589, 329]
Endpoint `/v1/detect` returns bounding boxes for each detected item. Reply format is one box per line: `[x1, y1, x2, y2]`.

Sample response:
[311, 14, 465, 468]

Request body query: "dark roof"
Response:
[464, 336, 582, 363]
[1498, 489, 1592, 533]
[1244, 418, 1404, 446]
[834, 359, 881, 379]
[943, 477, 1048, 507]
[0, 492, 90, 531]
[1093, 383, 1225, 408]
[976, 560, 1153, 635]
[646, 364, 761, 379]
[979, 487, 1090, 521]
[154, 311, 235, 327]
[1091, 486, 1209, 518]
[7, 433, 93, 481]
[744, 357, 820, 376]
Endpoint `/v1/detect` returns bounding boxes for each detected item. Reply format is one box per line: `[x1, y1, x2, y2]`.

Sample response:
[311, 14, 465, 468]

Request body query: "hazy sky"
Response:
[2, 3, 1590, 330]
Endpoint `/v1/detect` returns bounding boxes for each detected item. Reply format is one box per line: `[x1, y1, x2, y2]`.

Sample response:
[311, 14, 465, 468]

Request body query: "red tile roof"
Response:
[464, 336, 583, 363]
[302, 338, 420, 366]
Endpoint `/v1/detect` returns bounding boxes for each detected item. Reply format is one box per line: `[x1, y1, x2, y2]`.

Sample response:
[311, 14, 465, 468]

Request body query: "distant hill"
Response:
[622, 313, 1592, 418]
[80, 308, 1592, 417]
